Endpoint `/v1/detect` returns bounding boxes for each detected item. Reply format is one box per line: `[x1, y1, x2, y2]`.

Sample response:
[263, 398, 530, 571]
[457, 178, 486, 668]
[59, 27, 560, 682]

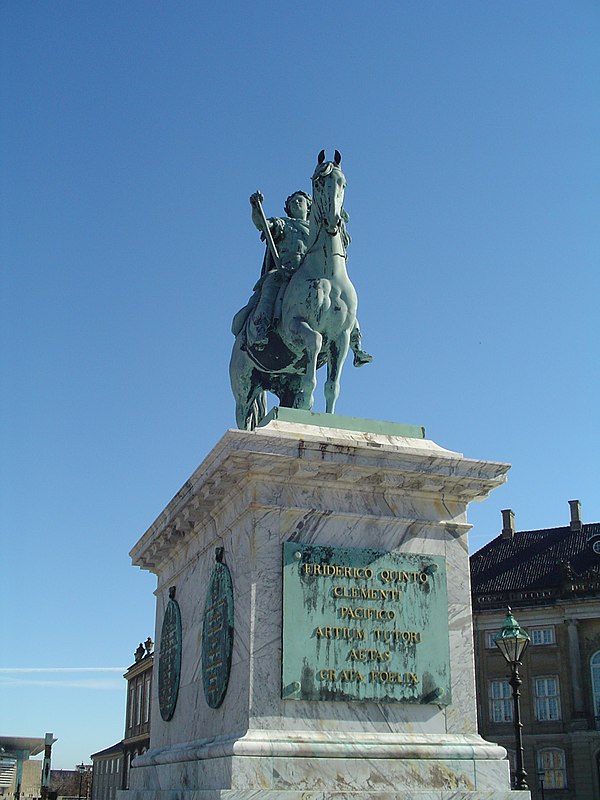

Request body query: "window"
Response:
[535, 676, 561, 721]
[484, 630, 501, 649]
[537, 748, 566, 789]
[128, 686, 135, 728]
[125, 753, 130, 789]
[144, 675, 151, 723]
[489, 680, 513, 722]
[591, 651, 600, 727]
[136, 681, 143, 726]
[530, 626, 555, 646]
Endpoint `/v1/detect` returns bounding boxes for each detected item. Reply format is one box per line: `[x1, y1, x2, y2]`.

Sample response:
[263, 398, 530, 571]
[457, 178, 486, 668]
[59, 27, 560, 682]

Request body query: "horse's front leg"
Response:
[325, 330, 351, 414]
[287, 317, 322, 410]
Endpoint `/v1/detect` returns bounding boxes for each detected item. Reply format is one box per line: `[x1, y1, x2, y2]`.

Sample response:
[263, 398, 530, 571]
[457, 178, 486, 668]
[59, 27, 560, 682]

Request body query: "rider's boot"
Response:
[353, 350, 373, 367]
[350, 327, 373, 367]
[249, 278, 280, 349]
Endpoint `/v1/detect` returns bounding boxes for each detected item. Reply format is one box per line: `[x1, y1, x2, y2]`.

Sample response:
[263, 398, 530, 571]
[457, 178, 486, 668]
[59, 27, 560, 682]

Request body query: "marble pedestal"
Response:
[123, 412, 529, 800]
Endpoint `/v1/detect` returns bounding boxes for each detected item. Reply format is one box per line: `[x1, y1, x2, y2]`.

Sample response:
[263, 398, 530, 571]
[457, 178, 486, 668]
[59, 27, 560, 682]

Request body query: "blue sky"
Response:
[2, 1, 598, 770]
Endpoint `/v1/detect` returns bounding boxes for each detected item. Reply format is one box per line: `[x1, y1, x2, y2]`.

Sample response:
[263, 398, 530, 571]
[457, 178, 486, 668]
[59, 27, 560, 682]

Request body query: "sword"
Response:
[251, 192, 281, 271]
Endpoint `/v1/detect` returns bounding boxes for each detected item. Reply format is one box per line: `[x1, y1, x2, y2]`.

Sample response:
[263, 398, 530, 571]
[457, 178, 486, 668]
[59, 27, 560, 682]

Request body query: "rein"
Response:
[302, 218, 347, 262]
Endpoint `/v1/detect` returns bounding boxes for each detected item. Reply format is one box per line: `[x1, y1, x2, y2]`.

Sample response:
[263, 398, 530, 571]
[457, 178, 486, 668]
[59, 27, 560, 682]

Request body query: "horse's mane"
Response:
[340, 215, 351, 248]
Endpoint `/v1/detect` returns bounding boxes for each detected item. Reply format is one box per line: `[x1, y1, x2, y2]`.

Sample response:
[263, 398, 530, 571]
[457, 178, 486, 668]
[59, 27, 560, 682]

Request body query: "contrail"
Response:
[0, 667, 126, 673]
[0, 677, 123, 689]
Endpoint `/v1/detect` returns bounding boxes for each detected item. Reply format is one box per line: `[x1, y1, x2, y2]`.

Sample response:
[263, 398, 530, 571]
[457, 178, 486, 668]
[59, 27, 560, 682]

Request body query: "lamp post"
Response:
[494, 607, 530, 791]
[77, 763, 85, 800]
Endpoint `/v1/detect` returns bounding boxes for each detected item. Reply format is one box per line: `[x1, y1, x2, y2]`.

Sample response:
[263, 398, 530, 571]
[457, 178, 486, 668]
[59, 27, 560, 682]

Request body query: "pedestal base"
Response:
[127, 791, 529, 800]
[123, 414, 528, 800]
[125, 730, 524, 799]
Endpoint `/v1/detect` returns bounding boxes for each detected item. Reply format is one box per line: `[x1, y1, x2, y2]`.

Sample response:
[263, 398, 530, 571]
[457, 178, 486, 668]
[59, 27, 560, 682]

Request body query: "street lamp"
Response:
[494, 607, 530, 791]
[77, 764, 85, 800]
[538, 771, 546, 800]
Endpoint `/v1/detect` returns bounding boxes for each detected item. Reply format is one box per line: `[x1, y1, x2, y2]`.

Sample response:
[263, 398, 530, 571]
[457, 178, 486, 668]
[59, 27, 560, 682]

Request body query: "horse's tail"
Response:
[251, 391, 267, 430]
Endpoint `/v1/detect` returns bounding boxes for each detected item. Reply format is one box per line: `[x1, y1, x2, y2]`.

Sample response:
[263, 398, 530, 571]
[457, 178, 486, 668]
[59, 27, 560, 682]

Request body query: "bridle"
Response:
[307, 162, 347, 258]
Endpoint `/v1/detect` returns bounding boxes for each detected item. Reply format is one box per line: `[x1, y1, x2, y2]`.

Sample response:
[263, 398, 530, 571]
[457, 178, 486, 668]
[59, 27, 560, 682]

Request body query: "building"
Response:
[471, 500, 600, 799]
[89, 745, 123, 800]
[0, 758, 41, 800]
[91, 639, 153, 800]
[49, 767, 91, 800]
[121, 638, 153, 785]
[0, 735, 55, 800]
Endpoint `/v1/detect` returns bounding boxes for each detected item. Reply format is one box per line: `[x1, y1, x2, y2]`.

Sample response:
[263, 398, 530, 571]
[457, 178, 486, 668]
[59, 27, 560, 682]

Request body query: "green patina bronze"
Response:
[158, 587, 182, 721]
[282, 543, 451, 704]
[230, 150, 373, 430]
[259, 407, 425, 439]
[201, 548, 234, 709]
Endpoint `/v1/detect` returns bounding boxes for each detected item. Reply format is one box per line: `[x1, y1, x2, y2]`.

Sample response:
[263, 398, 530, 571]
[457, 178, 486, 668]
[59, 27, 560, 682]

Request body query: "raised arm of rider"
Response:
[250, 191, 268, 232]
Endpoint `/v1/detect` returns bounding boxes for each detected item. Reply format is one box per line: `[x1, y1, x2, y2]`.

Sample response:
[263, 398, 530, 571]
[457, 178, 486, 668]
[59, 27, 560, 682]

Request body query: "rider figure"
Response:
[232, 190, 373, 367]
[250, 190, 311, 347]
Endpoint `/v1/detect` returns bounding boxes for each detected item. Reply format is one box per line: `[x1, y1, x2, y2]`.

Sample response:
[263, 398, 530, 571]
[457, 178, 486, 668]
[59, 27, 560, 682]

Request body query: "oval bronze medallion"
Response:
[158, 588, 182, 721]
[202, 548, 234, 708]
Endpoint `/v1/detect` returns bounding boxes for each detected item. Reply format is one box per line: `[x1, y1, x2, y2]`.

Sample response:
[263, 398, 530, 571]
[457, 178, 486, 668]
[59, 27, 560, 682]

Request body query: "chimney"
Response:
[569, 499, 582, 532]
[501, 509, 515, 539]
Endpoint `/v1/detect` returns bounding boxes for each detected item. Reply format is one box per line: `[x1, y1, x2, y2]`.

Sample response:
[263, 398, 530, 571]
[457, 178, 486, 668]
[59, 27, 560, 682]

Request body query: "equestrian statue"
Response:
[229, 150, 372, 430]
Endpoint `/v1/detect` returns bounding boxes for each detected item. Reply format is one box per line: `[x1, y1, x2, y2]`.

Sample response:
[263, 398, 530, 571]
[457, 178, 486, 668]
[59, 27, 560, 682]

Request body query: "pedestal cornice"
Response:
[130, 419, 509, 575]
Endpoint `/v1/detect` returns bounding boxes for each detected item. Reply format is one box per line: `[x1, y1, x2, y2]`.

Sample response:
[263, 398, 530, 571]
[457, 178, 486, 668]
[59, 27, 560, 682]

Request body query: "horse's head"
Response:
[311, 149, 346, 236]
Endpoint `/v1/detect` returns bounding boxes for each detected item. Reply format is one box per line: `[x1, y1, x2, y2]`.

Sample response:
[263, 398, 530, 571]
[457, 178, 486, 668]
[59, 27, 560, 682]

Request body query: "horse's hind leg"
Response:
[325, 330, 350, 414]
[286, 318, 322, 410]
[236, 397, 252, 430]
[230, 343, 266, 430]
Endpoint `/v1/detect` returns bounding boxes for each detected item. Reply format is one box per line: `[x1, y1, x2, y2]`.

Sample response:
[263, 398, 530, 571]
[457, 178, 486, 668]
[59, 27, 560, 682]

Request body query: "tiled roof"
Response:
[470, 522, 600, 595]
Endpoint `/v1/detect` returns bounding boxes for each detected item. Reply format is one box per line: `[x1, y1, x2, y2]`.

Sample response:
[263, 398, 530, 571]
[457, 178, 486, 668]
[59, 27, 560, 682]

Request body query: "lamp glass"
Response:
[494, 608, 530, 665]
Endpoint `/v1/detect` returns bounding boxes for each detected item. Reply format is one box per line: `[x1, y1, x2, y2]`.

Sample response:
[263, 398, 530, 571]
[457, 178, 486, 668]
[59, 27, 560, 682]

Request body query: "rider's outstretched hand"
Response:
[250, 191, 264, 207]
